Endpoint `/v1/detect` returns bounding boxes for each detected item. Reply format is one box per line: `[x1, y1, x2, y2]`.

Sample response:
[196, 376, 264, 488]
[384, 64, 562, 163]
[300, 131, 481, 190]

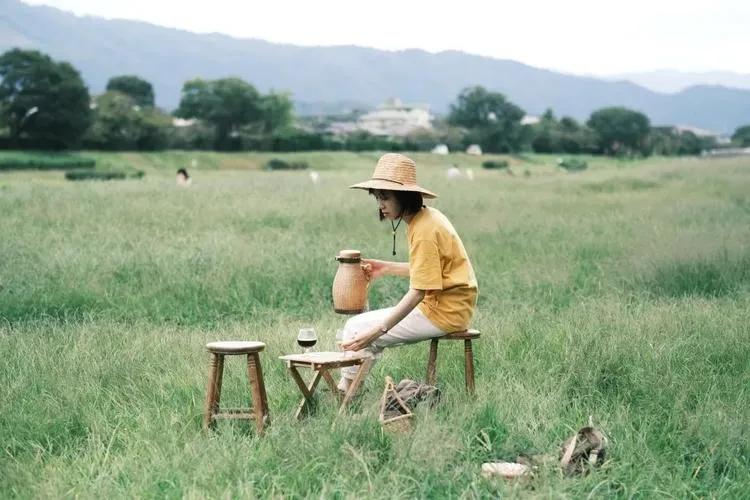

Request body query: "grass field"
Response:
[1, 151, 749, 498]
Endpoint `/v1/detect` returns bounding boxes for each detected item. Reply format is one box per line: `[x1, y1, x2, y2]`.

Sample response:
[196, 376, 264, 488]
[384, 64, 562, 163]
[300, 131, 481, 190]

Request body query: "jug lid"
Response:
[337, 249, 361, 262]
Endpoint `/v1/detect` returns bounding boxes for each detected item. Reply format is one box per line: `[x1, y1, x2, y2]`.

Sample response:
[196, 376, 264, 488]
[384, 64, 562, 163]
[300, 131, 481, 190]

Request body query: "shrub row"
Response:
[558, 157, 588, 171]
[0, 153, 95, 170]
[481, 160, 509, 169]
[65, 169, 145, 181]
[265, 159, 309, 170]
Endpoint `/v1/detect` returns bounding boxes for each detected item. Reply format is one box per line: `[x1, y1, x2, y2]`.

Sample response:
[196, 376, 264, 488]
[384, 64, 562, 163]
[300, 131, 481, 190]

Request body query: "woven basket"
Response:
[378, 376, 414, 433]
[332, 249, 369, 314]
[381, 414, 413, 433]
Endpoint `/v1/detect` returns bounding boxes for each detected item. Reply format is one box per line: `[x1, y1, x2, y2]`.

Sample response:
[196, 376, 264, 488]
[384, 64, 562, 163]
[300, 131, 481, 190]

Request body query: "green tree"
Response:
[559, 116, 580, 133]
[0, 48, 91, 148]
[175, 77, 263, 150]
[106, 75, 155, 108]
[447, 86, 525, 152]
[84, 91, 171, 150]
[648, 127, 715, 156]
[529, 112, 594, 154]
[260, 92, 294, 134]
[531, 108, 559, 153]
[586, 106, 651, 156]
[731, 125, 750, 147]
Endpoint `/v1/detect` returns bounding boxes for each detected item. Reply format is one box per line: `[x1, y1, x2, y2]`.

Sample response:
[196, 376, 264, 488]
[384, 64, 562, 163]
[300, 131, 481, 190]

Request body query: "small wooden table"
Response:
[279, 351, 373, 419]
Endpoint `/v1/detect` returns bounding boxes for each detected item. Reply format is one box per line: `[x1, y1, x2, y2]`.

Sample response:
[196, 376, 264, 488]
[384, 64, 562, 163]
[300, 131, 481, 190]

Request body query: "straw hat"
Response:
[349, 153, 437, 199]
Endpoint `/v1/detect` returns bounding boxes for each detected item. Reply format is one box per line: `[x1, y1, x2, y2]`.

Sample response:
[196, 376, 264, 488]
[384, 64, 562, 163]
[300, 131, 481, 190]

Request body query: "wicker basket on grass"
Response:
[378, 376, 413, 433]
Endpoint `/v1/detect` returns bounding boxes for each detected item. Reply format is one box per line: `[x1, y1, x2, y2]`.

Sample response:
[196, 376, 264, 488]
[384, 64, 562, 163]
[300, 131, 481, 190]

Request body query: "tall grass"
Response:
[1, 152, 748, 497]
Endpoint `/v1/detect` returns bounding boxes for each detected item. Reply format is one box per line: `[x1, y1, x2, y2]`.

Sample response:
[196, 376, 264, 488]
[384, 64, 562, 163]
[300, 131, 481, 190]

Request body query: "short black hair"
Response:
[369, 189, 424, 220]
[177, 168, 189, 178]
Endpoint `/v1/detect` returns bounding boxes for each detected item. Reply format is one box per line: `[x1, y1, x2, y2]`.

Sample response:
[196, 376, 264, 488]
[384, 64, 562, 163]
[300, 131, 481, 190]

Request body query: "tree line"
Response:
[1, 48, 747, 155]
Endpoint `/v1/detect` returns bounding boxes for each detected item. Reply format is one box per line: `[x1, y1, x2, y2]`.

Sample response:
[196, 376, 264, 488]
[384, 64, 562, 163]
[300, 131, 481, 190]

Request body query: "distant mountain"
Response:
[607, 70, 750, 94]
[2, 0, 750, 133]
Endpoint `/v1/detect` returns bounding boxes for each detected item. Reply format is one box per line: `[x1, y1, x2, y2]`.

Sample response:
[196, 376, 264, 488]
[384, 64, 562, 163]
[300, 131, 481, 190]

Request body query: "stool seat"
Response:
[442, 329, 481, 340]
[206, 341, 266, 354]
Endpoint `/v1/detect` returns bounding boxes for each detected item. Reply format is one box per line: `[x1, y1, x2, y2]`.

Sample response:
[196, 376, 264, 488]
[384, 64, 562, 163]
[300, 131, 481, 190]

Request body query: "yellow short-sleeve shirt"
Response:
[408, 207, 478, 332]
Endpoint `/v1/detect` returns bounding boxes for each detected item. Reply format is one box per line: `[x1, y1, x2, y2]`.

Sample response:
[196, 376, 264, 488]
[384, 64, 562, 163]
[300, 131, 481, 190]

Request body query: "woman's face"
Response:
[372, 190, 402, 220]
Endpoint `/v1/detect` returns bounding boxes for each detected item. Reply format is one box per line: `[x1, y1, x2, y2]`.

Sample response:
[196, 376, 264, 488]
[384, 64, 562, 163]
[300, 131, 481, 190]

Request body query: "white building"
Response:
[357, 98, 433, 136]
[673, 125, 731, 145]
[172, 117, 197, 128]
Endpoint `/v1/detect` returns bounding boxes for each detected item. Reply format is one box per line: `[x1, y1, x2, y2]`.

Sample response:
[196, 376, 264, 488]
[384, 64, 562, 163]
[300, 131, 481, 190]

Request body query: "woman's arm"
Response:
[340, 288, 425, 351]
[362, 259, 409, 279]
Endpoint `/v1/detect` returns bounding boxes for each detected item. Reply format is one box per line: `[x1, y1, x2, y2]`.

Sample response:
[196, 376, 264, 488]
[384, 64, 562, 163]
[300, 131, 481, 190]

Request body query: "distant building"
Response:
[326, 121, 360, 135]
[521, 115, 541, 126]
[356, 98, 433, 136]
[703, 147, 750, 157]
[173, 118, 197, 128]
[672, 124, 731, 145]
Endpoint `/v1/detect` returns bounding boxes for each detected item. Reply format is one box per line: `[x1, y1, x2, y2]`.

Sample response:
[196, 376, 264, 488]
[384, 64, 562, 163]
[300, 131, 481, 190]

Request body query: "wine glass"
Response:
[297, 327, 317, 353]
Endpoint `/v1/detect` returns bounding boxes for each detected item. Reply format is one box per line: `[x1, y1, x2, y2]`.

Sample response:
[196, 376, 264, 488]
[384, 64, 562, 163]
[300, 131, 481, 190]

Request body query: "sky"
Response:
[22, 0, 750, 75]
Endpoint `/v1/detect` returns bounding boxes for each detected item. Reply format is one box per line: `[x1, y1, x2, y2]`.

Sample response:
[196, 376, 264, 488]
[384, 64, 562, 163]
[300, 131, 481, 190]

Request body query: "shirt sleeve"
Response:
[409, 239, 443, 290]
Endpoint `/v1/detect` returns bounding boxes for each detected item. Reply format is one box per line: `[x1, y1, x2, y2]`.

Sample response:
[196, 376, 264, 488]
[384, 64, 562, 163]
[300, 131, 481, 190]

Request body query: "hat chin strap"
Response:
[391, 216, 403, 256]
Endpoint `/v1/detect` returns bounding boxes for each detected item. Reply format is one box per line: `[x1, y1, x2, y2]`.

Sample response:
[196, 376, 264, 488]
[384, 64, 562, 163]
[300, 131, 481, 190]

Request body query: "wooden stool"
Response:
[425, 329, 480, 393]
[279, 351, 373, 419]
[203, 341, 270, 434]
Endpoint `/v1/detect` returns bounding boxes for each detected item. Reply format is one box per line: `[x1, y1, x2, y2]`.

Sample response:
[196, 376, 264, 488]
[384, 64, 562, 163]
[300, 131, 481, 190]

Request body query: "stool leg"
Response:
[426, 339, 439, 385]
[464, 340, 475, 394]
[247, 353, 269, 435]
[203, 353, 223, 431]
[215, 354, 225, 412]
[255, 355, 270, 426]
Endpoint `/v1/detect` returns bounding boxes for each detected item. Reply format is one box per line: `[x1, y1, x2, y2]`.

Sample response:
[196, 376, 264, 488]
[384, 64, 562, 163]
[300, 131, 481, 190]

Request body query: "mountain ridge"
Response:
[2, 0, 749, 133]
[606, 69, 750, 94]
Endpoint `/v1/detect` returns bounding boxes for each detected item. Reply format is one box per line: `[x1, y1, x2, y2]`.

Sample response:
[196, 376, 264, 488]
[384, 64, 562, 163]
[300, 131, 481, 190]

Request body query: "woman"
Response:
[176, 168, 192, 186]
[338, 153, 478, 392]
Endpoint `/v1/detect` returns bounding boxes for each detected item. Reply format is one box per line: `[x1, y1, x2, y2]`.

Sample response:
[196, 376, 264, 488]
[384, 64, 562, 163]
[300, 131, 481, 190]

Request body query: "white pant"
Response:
[340, 306, 446, 379]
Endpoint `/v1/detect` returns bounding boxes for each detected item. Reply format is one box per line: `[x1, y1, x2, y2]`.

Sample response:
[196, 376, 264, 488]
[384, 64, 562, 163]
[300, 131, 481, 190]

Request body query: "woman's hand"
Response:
[340, 326, 382, 351]
[361, 259, 389, 281]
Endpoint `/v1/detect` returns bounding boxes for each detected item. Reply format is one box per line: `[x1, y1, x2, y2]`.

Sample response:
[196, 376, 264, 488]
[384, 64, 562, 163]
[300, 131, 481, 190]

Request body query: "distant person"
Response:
[176, 168, 192, 187]
[447, 164, 463, 179]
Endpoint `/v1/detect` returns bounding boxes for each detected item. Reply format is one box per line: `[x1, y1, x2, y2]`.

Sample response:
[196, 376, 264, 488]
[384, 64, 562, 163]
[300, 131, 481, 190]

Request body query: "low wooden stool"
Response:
[203, 341, 270, 434]
[426, 329, 480, 393]
[279, 351, 373, 419]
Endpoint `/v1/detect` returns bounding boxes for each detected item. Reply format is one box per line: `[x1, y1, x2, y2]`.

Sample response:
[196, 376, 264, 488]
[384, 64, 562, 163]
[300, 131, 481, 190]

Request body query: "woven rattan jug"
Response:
[332, 249, 368, 314]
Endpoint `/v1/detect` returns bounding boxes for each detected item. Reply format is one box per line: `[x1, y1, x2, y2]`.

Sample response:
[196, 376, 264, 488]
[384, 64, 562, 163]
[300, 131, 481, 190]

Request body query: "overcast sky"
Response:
[22, 0, 750, 75]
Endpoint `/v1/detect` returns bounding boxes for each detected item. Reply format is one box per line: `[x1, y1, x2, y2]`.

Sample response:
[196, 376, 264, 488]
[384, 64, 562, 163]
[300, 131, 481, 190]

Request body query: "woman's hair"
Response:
[177, 168, 189, 178]
[369, 189, 424, 220]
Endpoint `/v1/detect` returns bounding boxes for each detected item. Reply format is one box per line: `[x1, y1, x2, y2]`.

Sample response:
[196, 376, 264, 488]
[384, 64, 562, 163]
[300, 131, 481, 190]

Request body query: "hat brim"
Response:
[349, 179, 437, 199]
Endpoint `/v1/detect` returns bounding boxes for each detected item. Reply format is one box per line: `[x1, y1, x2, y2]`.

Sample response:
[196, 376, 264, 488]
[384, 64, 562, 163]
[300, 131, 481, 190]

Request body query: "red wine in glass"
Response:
[297, 328, 317, 353]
